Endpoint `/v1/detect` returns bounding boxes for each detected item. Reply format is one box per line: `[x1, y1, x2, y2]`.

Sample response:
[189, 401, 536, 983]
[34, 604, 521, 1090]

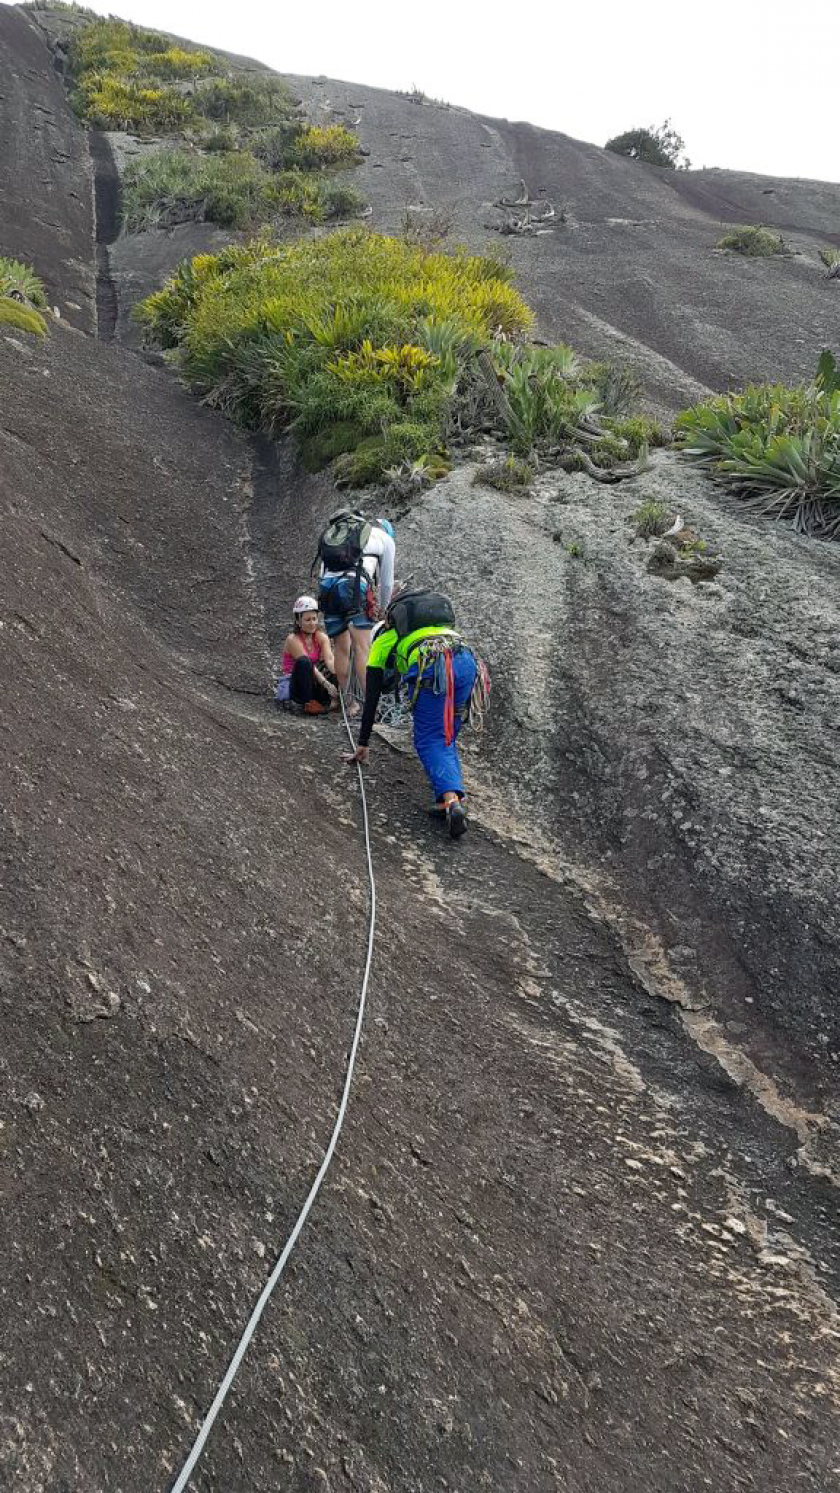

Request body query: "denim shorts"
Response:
[319, 575, 374, 638]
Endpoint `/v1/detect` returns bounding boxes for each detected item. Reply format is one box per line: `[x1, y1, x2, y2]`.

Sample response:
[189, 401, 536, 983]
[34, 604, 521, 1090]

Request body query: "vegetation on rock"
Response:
[819, 247, 840, 279]
[136, 226, 656, 490]
[0, 256, 47, 308]
[122, 149, 362, 231]
[67, 19, 221, 130]
[605, 120, 690, 169]
[135, 231, 533, 484]
[716, 225, 790, 257]
[631, 498, 671, 537]
[473, 455, 537, 492]
[61, 15, 364, 228]
[676, 350, 840, 539]
[0, 297, 48, 336]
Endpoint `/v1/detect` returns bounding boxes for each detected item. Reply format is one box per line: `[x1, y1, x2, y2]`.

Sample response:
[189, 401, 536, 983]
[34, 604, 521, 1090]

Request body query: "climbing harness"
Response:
[167, 680, 376, 1492]
[406, 634, 492, 738]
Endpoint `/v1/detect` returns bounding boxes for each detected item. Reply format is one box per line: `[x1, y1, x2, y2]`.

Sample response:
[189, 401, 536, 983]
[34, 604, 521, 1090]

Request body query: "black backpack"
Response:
[387, 589, 456, 638]
[317, 511, 372, 573]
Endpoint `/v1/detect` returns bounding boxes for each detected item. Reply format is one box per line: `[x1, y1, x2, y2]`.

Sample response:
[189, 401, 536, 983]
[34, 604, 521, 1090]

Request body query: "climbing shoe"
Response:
[303, 700, 328, 716]
[447, 802, 468, 839]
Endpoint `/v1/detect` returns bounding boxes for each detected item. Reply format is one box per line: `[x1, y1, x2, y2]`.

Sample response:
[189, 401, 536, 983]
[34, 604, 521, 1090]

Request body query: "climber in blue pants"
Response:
[344, 590, 489, 840]
[408, 647, 477, 804]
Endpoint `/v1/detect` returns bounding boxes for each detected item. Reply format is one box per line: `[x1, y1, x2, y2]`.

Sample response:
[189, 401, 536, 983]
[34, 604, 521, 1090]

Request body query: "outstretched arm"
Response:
[343, 665, 384, 763]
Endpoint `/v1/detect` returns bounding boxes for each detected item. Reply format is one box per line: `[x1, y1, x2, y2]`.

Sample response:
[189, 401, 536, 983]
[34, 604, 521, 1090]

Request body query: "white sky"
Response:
[78, 0, 839, 184]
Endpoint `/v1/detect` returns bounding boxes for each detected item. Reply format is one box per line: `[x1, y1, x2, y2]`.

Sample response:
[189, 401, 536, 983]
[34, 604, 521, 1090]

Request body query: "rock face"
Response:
[4, 11, 840, 1493]
[0, 5, 95, 329]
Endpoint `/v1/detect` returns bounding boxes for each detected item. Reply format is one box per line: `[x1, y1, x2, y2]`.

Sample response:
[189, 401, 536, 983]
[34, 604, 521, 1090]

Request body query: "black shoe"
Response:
[447, 802, 468, 839]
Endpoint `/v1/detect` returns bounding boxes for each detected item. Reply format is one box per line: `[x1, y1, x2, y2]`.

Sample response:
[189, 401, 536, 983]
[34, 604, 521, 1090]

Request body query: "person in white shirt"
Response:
[317, 516, 396, 707]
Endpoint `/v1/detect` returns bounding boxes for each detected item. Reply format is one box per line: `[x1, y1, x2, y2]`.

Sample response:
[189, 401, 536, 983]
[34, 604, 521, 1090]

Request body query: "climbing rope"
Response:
[167, 680, 375, 1492]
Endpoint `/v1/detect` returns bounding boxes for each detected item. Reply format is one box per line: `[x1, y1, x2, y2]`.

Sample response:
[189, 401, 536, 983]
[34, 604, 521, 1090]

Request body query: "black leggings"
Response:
[290, 656, 331, 707]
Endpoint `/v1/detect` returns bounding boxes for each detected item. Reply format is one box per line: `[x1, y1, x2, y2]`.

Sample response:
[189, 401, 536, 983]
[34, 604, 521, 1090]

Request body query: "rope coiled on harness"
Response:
[166, 687, 376, 1492]
[406, 634, 491, 737]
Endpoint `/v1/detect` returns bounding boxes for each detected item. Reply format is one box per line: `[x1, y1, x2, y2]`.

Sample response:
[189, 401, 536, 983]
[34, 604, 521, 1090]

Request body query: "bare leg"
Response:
[332, 629, 351, 692]
[349, 624, 372, 691]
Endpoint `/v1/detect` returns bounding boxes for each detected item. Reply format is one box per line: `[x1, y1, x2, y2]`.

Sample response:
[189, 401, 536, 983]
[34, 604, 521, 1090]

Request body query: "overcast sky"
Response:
[80, 0, 838, 183]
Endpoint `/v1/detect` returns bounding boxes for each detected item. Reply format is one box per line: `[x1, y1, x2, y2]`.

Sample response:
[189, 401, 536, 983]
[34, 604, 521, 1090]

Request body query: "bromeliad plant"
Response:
[0, 256, 47, 308]
[136, 227, 656, 489]
[135, 229, 534, 485]
[0, 257, 48, 335]
[675, 350, 840, 540]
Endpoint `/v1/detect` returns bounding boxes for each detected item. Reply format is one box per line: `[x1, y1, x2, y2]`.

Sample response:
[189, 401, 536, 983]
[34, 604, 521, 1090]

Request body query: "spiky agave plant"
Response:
[676, 351, 840, 539]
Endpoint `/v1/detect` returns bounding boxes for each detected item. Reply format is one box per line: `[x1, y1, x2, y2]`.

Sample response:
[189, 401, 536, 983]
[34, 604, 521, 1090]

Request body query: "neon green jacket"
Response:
[359, 625, 457, 745]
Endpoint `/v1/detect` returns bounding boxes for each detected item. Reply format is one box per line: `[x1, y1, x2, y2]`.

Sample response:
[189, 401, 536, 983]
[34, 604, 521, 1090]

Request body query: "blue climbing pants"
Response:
[407, 648, 478, 801]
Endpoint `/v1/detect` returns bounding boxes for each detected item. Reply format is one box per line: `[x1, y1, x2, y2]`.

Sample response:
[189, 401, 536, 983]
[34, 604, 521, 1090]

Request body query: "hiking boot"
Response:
[447, 801, 468, 839]
[303, 700, 328, 715]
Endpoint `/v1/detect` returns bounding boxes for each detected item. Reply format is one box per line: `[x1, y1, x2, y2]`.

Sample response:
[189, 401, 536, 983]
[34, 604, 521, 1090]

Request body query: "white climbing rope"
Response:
[168, 680, 375, 1492]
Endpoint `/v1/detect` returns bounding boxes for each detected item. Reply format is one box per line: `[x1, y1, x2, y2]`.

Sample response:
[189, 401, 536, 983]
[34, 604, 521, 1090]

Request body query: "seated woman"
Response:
[275, 595, 339, 715]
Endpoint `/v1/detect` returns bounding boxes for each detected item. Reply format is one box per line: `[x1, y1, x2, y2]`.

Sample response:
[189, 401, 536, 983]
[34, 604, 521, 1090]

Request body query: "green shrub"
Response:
[0, 256, 47, 308]
[0, 296, 47, 335]
[321, 183, 366, 219]
[631, 498, 671, 537]
[298, 420, 368, 472]
[195, 76, 292, 126]
[199, 126, 240, 153]
[819, 247, 840, 278]
[269, 169, 325, 219]
[249, 122, 304, 170]
[716, 225, 789, 257]
[589, 432, 630, 468]
[333, 421, 439, 487]
[136, 229, 533, 485]
[584, 360, 641, 416]
[69, 18, 168, 71]
[122, 150, 331, 231]
[290, 123, 360, 170]
[491, 342, 600, 452]
[66, 17, 293, 136]
[605, 120, 689, 169]
[473, 455, 536, 491]
[73, 74, 195, 131]
[610, 414, 668, 453]
[135, 47, 215, 79]
[675, 349, 840, 539]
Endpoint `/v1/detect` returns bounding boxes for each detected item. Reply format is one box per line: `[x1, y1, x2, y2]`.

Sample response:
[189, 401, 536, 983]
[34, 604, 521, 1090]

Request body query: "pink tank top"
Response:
[282, 633, 322, 676]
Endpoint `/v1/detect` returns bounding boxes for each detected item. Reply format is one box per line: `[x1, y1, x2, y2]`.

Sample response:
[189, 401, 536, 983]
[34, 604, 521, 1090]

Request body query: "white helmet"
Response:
[293, 594, 318, 614]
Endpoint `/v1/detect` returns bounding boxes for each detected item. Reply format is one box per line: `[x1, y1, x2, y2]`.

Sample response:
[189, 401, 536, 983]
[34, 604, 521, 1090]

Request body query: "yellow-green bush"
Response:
[716, 225, 789, 257]
[0, 297, 47, 335]
[135, 230, 533, 484]
[291, 124, 360, 170]
[73, 73, 195, 132]
[67, 17, 292, 133]
[250, 121, 361, 171]
[136, 47, 215, 79]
